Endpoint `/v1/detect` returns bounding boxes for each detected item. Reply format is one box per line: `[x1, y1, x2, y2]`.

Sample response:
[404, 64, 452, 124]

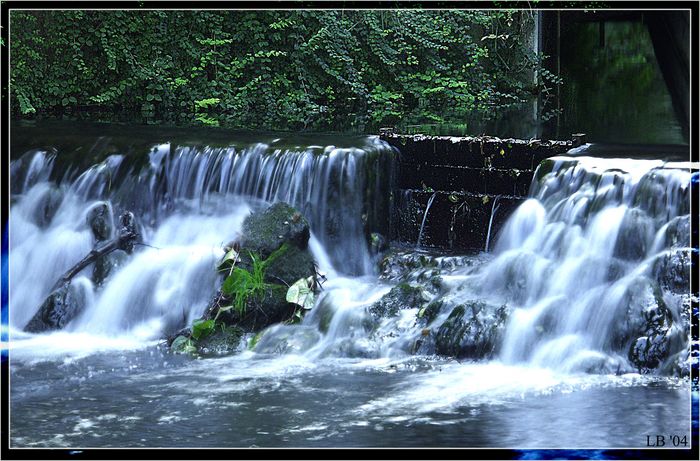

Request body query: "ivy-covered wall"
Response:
[9, 10, 557, 132]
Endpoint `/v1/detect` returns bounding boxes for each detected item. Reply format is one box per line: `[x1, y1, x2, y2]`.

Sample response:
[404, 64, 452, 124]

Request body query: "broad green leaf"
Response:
[191, 318, 215, 340]
[286, 277, 315, 310]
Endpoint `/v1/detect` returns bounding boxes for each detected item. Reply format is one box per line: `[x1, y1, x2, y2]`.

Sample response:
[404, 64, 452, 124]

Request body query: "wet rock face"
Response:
[240, 202, 311, 258]
[614, 208, 654, 261]
[433, 301, 510, 359]
[24, 283, 89, 333]
[32, 185, 63, 228]
[92, 249, 129, 287]
[86, 202, 113, 242]
[651, 248, 691, 294]
[611, 277, 674, 372]
[369, 283, 427, 319]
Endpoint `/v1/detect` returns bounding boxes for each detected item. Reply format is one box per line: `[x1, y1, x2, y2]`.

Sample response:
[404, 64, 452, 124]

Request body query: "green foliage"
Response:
[218, 247, 288, 318]
[9, 10, 554, 131]
[191, 318, 216, 340]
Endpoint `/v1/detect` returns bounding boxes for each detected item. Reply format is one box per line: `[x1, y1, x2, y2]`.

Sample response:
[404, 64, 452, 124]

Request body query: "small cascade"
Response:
[9, 135, 395, 338]
[416, 192, 437, 249]
[478, 156, 693, 373]
[484, 195, 502, 252]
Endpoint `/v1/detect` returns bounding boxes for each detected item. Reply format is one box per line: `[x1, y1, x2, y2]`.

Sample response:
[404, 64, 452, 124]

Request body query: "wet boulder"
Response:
[24, 281, 90, 333]
[170, 325, 245, 356]
[661, 215, 690, 249]
[239, 202, 310, 258]
[92, 249, 129, 287]
[650, 248, 691, 294]
[614, 208, 654, 261]
[32, 185, 63, 228]
[610, 277, 674, 372]
[86, 202, 113, 242]
[199, 202, 317, 336]
[433, 300, 510, 359]
[368, 283, 427, 319]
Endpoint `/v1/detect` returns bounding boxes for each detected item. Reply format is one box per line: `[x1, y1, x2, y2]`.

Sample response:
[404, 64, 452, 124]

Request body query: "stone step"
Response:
[398, 163, 533, 197]
[382, 134, 573, 170]
[393, 189, 525, 252]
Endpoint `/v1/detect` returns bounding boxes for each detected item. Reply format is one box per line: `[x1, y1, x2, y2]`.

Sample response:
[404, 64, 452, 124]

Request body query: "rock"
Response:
[261, 243, 315, 288]
[239, 202, 310, 258]
[252, 324, 321, 354]
[197, 326, 245, 356]
[379, 251, 438, 281]
[92, 249, 128, 287]
[368, 283, 426, 319]
[661, 215, 690, 248]
[614, 208, 654, 260]
[86, 202, 113, 242]
[611, 277, 673, 372]
[208, 283, 297, 333]
[370, 232, 389, 255]
[202, 203, 317, 335]
[650, 248, 691, 293]
[434, 300, 510, 359]
[32, 185, 63, 228]
[24, 282, 90, 333]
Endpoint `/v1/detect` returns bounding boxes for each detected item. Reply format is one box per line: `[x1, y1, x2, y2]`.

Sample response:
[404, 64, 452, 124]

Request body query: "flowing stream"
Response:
[6, 125, 695, 448]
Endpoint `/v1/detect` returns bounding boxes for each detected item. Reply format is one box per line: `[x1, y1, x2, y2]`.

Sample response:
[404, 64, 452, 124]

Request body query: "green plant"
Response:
[9, 10, 557, 132]
[217, 246, 289, 319]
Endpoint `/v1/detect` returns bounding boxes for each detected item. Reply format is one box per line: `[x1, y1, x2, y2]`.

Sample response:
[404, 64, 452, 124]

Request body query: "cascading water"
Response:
[9, 135, 394, 340]
[8, 126, 694, 448]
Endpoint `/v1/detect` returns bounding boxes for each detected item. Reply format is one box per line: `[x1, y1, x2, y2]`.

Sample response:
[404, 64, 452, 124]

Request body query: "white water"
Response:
[8, 143, 694, 376]
[8, 137, 393, 349]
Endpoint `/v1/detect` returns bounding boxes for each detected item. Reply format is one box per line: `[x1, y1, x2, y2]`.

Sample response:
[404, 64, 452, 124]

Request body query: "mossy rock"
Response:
[434, 300, 510, 359]
[368, 283, 426, 319]
[197, 326, 245, 356]
[214, 283, 297, 332]
[240, 202, 310, 258]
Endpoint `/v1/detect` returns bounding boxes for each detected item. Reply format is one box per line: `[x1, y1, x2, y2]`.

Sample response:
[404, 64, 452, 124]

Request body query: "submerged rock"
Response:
[24, 281, 90, 333]
[252, 324, 321, 355]
[433, 300, 510, 359]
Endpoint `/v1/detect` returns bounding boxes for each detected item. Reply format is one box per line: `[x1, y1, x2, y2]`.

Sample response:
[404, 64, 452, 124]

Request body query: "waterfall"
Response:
[481, 156, 693, 372]
[9, 131, 693, 376]
[416, 192, 436, 249]
[9, 136, 395, 338]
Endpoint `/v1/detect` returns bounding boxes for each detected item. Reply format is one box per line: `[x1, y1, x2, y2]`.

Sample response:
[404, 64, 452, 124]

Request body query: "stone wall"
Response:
[381, 133, 574, 251]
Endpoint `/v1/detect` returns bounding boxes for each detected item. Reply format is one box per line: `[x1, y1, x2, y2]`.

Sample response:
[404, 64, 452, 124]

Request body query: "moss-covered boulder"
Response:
[170, 325, 245, 356]
[368, 283, 427, 319]
[433, 300, 510, 359]
[240, 202, 310, 258]
[187, 202, 317, 347]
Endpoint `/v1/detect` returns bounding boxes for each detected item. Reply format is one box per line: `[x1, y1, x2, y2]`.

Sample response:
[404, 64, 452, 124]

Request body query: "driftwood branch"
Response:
[51, 211, 139, 291]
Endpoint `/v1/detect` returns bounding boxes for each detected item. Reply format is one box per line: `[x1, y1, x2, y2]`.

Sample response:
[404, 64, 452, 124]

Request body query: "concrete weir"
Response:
[380, 132, 575, 252]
